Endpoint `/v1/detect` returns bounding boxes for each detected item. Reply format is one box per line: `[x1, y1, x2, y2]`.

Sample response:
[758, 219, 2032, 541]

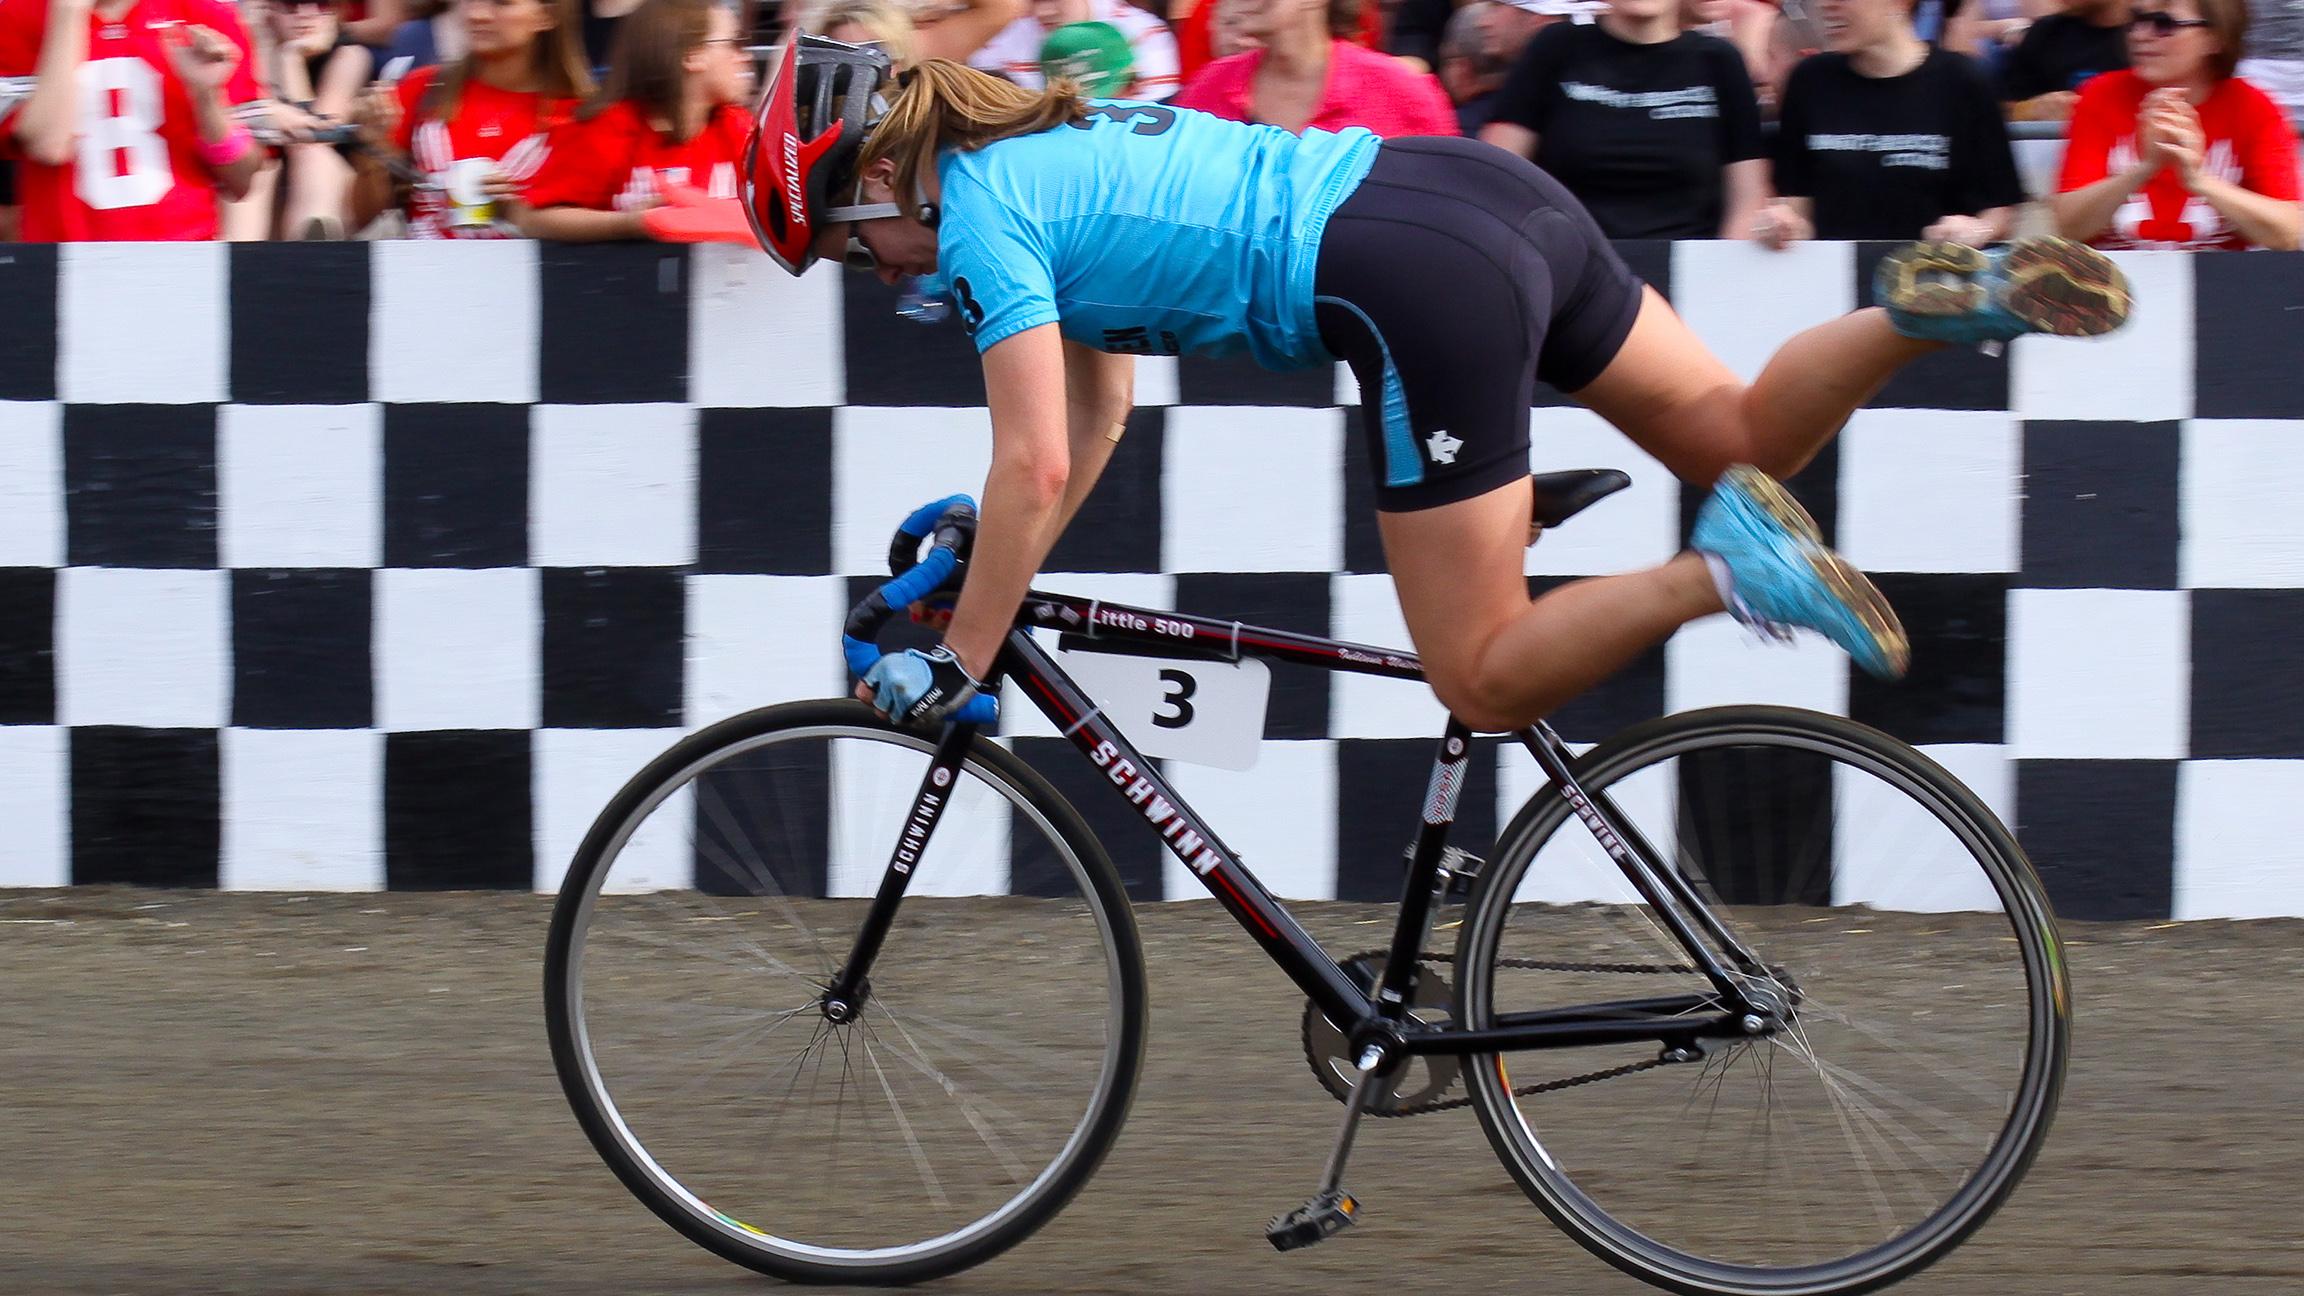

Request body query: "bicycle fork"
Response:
[821, 720, 981, 1021]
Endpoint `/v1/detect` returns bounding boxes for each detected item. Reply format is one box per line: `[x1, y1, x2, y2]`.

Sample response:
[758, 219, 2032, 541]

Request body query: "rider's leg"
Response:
[1574, 289, 1943, 486]
[1377, 478, 1723, 732]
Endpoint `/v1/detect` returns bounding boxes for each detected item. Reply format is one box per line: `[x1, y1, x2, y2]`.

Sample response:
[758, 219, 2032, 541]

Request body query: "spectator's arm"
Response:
[312, 40, 370, 118]
[1478, 120, 1537, 160]
[1717, 157, 1767, 240]
[2191, 91, 2304, 251]
[2051, 161, 2155, 240]
[343, 79, 401, 230]
[1751, 195, 1812, 248]
[517, 203, 656, 241]
[2048, 77, 2144, 241]
[342, 0, 403, 49]
[166, 22, 263, 199]
[13, 0, 93, 167]
[273, 29, 316, 104]
[912, 0, 1025, 64]
[1921, 207, 2017, 244]
[2186, 175, 2303, 252]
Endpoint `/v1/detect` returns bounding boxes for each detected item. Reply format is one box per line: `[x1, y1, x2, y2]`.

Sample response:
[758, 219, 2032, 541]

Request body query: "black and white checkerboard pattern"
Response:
[3, 240, 2302, 920]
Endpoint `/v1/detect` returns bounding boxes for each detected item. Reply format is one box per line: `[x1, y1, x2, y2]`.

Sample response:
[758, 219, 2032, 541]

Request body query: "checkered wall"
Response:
[3, 240, 2302, 921]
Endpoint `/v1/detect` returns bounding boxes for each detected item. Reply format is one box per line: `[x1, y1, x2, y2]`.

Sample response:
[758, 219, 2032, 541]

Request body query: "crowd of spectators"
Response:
[1, 0, 2299, 247]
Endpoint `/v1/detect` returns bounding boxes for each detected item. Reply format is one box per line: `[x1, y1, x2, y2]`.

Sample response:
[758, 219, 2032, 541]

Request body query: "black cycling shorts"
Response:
[1313, 136, 1645, 512]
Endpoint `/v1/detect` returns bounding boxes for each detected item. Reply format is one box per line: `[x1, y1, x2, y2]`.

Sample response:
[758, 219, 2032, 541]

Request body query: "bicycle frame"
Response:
[825, 589, 1777, 1059]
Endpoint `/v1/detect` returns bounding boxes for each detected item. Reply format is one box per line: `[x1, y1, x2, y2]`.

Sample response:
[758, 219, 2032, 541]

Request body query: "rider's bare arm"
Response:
[1055, 339, 1136, 534]
[941, 322, 1075, 680]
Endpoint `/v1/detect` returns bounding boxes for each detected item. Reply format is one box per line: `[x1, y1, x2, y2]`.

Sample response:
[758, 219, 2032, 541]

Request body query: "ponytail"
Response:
[855, 59, 1089, 213]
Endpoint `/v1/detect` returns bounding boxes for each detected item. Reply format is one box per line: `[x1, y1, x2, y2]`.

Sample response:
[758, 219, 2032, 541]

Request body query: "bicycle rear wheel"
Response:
[545, 700, 1147, 1284]
[1456, 706, 2068, 1296]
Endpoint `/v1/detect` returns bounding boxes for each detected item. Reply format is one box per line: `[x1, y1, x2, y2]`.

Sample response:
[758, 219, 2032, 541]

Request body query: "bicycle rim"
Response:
[547, 707, 1143, 1282]
[1459, 708, 2067, 1296]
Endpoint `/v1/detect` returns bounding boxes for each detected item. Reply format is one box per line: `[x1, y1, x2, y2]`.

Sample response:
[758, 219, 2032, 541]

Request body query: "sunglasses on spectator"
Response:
[2128, 10, 2212, 35]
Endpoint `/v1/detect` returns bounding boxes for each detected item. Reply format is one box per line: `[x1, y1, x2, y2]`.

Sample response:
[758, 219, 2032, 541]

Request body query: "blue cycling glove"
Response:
[863, 646, 985, 729]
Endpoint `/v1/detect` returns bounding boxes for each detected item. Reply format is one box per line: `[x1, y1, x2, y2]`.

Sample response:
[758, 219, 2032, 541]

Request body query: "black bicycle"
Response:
[544, 479, 2070, 1296]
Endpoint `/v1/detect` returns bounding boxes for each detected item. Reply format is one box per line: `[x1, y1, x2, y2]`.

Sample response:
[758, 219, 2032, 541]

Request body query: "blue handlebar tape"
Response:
[880, 545, 959, 610]
[899, 493, 978, 540]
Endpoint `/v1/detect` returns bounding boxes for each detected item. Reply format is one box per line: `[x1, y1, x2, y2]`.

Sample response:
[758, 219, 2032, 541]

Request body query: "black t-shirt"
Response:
[1488, 21, 1765, 239]
[1388, 0, 1451, 69]
[1773, 49, 2026, 241]
[1998, 15, 2129, 100]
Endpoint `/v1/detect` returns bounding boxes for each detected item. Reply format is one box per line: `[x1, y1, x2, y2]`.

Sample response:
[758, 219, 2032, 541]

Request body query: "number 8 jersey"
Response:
[916, 101, 1378, 369]
[0, 0, 261, 241]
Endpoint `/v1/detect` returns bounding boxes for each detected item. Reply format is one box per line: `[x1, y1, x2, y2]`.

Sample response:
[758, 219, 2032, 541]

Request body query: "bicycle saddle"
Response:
[1530, 468, 1631, 531]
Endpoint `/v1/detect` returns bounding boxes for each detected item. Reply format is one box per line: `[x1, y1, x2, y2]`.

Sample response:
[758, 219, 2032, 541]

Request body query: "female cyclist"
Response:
[744, 37, 2133, 733]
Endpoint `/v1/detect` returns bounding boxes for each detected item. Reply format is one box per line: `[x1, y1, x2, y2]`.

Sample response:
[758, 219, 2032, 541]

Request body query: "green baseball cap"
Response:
[1040, 21, 1135, 96]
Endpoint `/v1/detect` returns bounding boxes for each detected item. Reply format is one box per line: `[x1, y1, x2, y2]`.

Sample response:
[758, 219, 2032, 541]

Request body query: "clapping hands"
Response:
[2138, 87, 2207, 187]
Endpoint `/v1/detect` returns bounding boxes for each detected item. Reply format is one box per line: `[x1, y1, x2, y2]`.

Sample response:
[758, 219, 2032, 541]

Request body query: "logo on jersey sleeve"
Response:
[952, 277, 985, 334]
[1425, 429, 1463, 466]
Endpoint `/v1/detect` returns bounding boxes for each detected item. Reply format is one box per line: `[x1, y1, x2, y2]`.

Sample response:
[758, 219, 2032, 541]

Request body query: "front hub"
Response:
[820, 979, 871, 1024]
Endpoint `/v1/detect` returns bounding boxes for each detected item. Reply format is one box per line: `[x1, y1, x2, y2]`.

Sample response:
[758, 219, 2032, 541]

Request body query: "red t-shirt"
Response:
[2058, 70, 2303, 251]
[1172, 40, 1459, 139]
[523, 99, 751, 212]
[0, 0, 261, 241]
[1174, 0, 1383, 82]
[393, 66, 574, 239]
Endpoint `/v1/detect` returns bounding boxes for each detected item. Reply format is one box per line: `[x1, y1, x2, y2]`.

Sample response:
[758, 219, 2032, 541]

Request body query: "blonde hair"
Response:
[855, 59, 1088, 215]
[801, 0, 921, 67]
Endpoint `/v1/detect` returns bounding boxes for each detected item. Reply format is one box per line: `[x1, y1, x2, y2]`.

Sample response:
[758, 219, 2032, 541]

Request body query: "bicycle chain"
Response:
[1308, 950, 1700, 1118]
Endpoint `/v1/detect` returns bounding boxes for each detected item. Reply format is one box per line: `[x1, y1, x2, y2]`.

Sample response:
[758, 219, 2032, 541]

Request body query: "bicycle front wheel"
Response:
[545, 700, 1147, 1284]
[1456, 706, 2068, 1296]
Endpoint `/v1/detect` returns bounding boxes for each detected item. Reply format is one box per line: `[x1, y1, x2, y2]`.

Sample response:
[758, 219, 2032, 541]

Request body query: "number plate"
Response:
[1050, 649, 1270, 771]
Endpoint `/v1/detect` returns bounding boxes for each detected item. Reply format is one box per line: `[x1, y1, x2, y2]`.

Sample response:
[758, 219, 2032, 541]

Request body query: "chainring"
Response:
[1300, 953, 1461, 1117]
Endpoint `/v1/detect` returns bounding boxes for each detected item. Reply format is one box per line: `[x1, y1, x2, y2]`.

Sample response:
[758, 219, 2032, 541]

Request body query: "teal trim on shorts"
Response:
[1314, 296, 1420, 489]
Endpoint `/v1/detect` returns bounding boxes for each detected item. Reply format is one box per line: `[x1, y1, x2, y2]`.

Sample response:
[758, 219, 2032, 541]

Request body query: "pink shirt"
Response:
[1173, 41, 1460, 139]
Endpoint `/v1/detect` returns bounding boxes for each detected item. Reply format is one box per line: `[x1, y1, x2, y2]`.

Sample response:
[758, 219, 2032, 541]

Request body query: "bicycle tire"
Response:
[544, 699, 1149, 1285]
[1455, 706, 2069, 1296]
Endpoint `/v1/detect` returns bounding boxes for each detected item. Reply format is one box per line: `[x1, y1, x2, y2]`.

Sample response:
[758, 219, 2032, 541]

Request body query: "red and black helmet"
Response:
[744, 35, 901, 275]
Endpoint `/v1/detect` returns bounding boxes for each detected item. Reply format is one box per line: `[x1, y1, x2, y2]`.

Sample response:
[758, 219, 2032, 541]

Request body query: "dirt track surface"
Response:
[3, 889, 2301, 1296]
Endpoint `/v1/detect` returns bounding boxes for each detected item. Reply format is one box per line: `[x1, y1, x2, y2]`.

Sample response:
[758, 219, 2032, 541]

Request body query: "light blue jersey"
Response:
[917, 102, 1379, 369]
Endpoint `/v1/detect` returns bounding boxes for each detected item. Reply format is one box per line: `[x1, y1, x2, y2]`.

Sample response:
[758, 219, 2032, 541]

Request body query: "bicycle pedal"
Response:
[1265, 1189, 1359, 1251]
[1401, 843, 1485, 900]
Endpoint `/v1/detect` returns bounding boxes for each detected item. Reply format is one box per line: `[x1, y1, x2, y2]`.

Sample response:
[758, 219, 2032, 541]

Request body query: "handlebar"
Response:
[842, 496, 999, 727]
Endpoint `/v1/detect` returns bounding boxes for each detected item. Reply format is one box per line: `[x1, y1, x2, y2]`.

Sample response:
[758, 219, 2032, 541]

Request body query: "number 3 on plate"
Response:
[1152, 670, 1197, 729]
